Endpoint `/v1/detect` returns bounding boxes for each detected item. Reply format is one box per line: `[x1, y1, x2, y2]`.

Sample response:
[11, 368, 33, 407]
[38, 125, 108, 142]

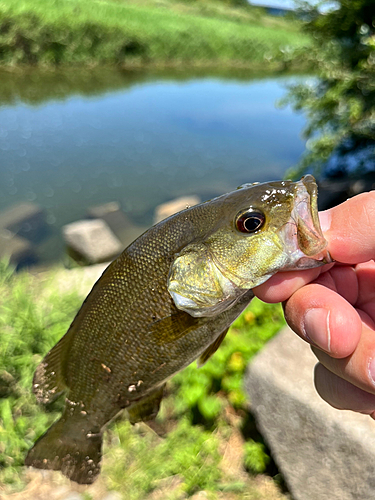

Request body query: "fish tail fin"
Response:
[25, 413, 102, 484]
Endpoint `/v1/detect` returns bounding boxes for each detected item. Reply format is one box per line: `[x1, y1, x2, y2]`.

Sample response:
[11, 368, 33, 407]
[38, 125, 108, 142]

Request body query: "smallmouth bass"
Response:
[25, 175, 330, 484]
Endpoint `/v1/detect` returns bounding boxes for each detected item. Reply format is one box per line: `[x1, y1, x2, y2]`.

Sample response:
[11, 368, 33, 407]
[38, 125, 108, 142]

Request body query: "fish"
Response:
[25, 175, 331, 484]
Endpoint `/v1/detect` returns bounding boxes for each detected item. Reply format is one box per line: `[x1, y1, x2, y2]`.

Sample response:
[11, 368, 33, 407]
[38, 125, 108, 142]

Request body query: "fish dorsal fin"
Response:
[197, 328, 229, 367]
[148, 312, 200, 345]
[127, 384, 165, 424]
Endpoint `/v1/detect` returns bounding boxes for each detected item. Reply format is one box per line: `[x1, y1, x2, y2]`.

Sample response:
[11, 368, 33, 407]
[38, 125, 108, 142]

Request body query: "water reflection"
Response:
[0, 68, 308, 266]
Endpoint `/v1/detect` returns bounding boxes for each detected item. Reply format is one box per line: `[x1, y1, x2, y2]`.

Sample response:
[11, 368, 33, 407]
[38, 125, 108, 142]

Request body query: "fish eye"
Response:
[235, 210, 265, 234]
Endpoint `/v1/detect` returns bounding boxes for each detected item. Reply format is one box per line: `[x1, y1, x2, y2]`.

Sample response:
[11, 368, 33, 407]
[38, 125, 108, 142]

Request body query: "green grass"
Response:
[0, 262, 285, 497]
[0, 0, 311, 67]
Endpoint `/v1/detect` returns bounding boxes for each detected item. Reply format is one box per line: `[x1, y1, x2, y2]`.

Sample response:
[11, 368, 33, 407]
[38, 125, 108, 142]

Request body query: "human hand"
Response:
[253, 191, 375, 418]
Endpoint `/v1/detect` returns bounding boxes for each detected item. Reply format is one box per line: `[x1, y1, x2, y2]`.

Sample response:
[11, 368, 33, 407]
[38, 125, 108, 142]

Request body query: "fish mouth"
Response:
[284, 175, 332, 268]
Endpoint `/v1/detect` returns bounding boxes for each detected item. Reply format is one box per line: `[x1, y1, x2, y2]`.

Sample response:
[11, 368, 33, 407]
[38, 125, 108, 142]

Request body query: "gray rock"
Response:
[87, 202, 147, 248]
[62, 219, 123, 265]
[245, 326, 375, 500]
[0, 202, 47, 242]
[102, 492, 123, 500]
[154, 196, 201, 224]
[190, 492, 208, 500]
[0, 229, 37, 268]
[87, 202, 131, 235]
[62, 493, 83, 500]
[87, 202, 123, 219]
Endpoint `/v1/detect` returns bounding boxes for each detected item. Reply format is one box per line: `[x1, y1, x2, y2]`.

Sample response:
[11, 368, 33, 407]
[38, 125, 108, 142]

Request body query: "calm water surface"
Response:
[0, 69, 308, 264]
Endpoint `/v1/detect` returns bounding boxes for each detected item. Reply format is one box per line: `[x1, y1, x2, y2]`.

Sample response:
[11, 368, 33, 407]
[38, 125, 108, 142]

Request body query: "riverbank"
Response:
[0, 0, 310, 68]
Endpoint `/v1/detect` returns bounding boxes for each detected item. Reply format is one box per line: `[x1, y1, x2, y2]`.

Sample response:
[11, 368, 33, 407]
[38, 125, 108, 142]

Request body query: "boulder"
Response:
[245, 326, 375, 500]
[0, 202, 47, 243]
[87, 202, 131, 235]
[87, 202, 147, 248]
[62, 219, 123, 265]
[0, 230, 37, 269]
[154, 196, 201, 224]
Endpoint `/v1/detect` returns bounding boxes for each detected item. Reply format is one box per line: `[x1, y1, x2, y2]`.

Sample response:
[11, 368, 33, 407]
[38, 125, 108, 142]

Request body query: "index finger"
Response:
[321, 191, 375, 264]
[253, 266, 325, 303]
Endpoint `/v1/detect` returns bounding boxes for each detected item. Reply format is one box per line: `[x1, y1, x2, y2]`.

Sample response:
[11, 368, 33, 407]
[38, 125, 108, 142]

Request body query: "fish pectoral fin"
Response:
[197, 328, 229, 367]
[127, 384, 165, 424]
[148, 312, 200, 344]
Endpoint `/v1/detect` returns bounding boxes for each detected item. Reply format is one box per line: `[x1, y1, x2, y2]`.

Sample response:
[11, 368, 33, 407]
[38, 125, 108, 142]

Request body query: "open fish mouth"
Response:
[283, 175, 333, 268]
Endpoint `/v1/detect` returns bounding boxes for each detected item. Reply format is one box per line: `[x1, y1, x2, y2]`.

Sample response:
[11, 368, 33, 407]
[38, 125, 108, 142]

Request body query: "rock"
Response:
[245, 326, 375, 500]
[0, 229, 38, 268]
[190, 492, 209, 500]
[154, 196, 201, 224]
[87, 202, 123, 220]
[62, 219, 123, 265]
[0, 202, 47, 243]
[61, 494, 83, 500]
[87, 202, 131, 236]
[102, 493, 122, 500]
[87, 202, 147, 249]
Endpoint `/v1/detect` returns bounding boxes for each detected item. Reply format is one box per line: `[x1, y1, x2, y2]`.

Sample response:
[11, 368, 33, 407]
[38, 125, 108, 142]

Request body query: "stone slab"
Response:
[62, 219, 123, 265]
[0, 202, 47, 242]
[0, 230, 37, 268]
[154, 196, 201, 224]
[245, 326, 375, 500]
[87, 202, 146, 248]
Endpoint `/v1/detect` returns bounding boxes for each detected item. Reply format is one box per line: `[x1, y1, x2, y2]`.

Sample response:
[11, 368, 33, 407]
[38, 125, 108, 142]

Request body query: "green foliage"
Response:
[283, 0, 375, 179]
[0, 266, 80, 485]
[105, 418, 221, 498]
[244, 440, 270, 474]
[0, 0, 310, 68]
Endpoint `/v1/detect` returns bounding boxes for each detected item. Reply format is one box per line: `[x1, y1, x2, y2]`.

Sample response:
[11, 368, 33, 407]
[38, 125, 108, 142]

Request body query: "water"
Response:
[0, 68, 308, 265]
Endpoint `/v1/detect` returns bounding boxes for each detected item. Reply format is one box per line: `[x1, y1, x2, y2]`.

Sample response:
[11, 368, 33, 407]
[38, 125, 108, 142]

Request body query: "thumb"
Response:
[320, 191, 375, 265]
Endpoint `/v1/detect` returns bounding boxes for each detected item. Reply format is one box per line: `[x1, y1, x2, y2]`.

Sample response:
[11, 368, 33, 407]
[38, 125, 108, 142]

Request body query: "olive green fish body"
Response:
[25, 176, 330, 484]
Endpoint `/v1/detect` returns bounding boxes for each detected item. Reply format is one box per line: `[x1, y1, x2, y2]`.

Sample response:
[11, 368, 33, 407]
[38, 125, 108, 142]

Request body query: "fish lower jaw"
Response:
[284, 247, 331, 270]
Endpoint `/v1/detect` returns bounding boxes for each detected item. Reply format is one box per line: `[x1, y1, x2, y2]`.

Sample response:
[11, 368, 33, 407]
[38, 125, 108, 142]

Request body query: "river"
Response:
[0, 68, 309, 266]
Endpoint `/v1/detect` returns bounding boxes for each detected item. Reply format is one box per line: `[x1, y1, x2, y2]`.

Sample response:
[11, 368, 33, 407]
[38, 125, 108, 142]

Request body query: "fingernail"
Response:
[368, 358, 375, 387]
[318, 210, 331, 233]
[303, 308, 331, 352]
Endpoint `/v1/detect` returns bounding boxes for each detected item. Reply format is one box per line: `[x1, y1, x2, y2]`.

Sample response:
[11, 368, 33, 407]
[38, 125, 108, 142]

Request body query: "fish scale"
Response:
[25, 175, 330, 484]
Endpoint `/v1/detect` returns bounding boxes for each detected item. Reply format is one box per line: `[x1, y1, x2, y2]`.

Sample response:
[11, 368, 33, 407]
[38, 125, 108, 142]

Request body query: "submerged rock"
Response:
[0, 202, 48, 243]
[0, 229, 38, 269]
[62, 219, 123, 265]
[87, 202, 147, 249]
[154, 196, 201, 224]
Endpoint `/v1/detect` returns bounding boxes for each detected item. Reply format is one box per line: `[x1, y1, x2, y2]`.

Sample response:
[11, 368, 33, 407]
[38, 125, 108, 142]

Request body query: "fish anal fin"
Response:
[127, 385, 165, 424]
[149, 313, 200, 345]
[197, 328, 229, 367]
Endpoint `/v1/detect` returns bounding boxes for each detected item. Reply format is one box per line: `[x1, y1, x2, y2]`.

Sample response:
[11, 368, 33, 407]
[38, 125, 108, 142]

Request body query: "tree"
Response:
[285, 0, 375, 179]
